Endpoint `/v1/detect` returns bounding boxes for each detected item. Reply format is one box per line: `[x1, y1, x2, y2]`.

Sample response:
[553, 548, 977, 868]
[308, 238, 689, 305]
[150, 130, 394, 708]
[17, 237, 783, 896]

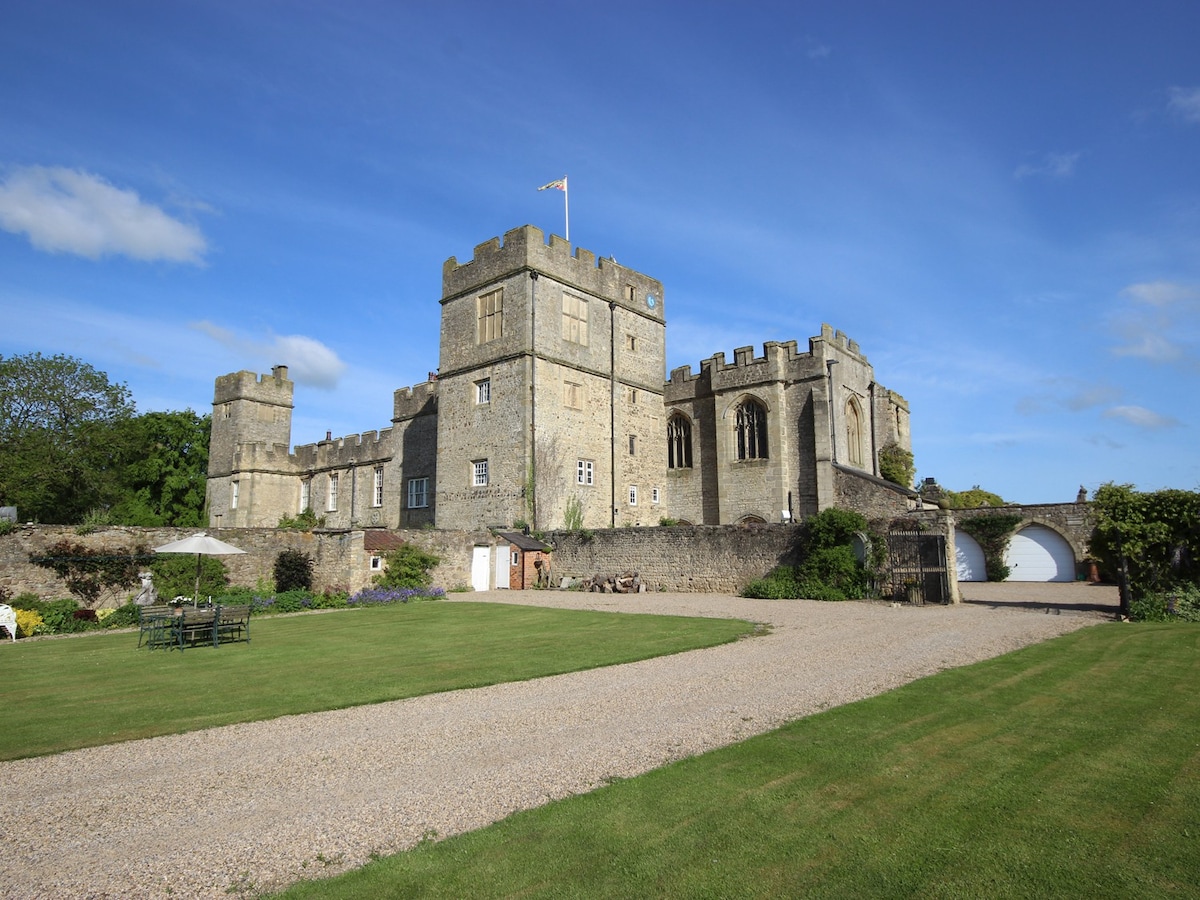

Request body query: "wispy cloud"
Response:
[191, 321, 347, 388]
[804, 37, 831, 61]
[1167, 85, 1200, 123]
[0, 166, 207, 263]
[1109, 280, 1200, 365]
[1014, 151, 1081, 180]
[1102, 405, 1181, 429]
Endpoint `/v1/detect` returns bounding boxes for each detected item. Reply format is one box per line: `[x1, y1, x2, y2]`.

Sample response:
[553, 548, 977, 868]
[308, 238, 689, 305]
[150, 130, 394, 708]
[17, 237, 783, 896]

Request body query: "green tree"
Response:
[944, 486, 1006, 508]
[878, 442, 915, 489]
[0, 353, 135, 523]
[107, 410, 211, 526]
[1089, 483, 1200, 601]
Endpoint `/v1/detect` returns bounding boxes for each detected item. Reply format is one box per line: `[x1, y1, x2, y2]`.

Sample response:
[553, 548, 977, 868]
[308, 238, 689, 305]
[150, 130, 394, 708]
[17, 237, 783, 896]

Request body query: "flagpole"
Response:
[538, 176, 569, 242]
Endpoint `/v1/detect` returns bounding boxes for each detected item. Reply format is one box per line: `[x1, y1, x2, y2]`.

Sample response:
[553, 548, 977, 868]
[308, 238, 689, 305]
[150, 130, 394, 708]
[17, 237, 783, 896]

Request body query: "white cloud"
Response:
[0, 166, 207, 263]
[1110, 281, 1199, 364]
[191, 321, 347, 388]
[1167, 86, 1200, 124]
[1014, 152, 1081, 181]
[1102, 406, 1180, 429]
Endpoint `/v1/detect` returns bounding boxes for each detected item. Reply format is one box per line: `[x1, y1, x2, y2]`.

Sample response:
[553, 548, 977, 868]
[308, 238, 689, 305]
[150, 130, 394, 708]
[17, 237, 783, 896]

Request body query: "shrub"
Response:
[374, 545, 440, 590]
[742, 566, 805, 599]
[102, 601, 142, 629]
[274, 549, 314, 593]
[150, 554, 229, 601]
[1129, 583, 1200, 622]
[271, 590, 312, 613]
[309, 590, 349, 609]
[15, 608, 43, 638]
[277, 508, 324, 530]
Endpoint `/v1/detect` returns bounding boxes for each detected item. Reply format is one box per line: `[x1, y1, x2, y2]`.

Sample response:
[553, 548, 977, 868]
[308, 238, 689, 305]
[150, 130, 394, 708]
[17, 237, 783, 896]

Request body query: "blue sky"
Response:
[2, 0, 1197, 504]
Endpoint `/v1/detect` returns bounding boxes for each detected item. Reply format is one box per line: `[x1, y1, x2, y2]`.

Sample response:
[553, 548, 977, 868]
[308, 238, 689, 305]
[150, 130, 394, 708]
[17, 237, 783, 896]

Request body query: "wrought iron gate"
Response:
[887, 530, 949, 605]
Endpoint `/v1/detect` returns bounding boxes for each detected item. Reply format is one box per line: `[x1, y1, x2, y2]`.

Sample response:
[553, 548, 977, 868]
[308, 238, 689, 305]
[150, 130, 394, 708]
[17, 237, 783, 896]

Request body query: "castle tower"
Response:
[206, 366, 296, 528]
[435, 225, 666, 530]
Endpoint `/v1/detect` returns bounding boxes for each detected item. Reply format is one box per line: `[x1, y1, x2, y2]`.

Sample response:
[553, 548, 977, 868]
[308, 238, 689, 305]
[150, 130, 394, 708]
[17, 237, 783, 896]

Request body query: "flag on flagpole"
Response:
[537, 176, 569, 241]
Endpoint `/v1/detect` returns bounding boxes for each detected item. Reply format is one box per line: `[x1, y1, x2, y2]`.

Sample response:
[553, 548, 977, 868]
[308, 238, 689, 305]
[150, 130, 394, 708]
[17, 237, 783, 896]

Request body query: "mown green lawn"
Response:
[274, 622, 1200, 899]
[0, 601, 754, 760]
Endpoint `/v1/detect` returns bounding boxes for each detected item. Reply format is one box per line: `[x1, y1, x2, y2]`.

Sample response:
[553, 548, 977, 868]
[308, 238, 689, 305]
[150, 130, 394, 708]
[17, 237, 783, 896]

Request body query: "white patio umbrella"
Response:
[153, 532, 247, 606]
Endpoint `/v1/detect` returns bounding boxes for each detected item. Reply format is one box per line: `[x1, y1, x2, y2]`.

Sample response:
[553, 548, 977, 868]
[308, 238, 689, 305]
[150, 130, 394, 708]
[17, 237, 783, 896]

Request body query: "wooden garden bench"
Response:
[214, 604, 251, 646]
[137, 605, 174, 649]
[173, 607, 217, 650]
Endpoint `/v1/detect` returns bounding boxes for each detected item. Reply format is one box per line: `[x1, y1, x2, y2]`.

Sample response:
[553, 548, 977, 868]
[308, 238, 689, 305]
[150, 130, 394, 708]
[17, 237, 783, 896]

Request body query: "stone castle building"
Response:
[206, 225, 913, 532]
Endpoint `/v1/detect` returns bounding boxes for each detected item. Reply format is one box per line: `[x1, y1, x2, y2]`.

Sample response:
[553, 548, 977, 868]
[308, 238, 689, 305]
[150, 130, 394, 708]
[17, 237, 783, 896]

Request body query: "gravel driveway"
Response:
[0, 589, 1112, 899]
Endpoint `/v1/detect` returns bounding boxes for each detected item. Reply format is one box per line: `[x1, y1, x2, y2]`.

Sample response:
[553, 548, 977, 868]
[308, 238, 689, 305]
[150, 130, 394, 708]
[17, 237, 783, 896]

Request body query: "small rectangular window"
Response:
[629, 434, 636, 456]
[577, 459, 594, 486]
[300, 480, 310, 513]
[327, 473, 339, 512]
[511, 550, 519, 566]
[624, 284, 635, 302]
[628, 387, 638, 404]
[564, 381, 583, 409]
[652, 487, 660, 504]
[476, 378, 491, 404]
[473, 460, 489, 487]
[629, 485, 638, 506]
[370, 555, 383, 571]
[407, 477, 429, 509]
[626, 334, 637, 352]
[373, 466, 384, 507]
[230, 480, 239, 509]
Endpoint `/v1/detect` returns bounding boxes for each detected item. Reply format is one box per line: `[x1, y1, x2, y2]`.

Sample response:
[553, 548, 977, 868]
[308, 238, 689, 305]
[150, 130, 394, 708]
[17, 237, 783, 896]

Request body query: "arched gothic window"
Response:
[667, 414, 693, 469]
[845, 398, 864, 468]
[736, 399, 768, 460]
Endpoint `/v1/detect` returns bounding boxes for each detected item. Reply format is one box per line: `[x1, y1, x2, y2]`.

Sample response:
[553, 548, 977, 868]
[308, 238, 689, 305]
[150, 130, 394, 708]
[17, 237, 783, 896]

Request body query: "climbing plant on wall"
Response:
[957, 514, 1024, 582]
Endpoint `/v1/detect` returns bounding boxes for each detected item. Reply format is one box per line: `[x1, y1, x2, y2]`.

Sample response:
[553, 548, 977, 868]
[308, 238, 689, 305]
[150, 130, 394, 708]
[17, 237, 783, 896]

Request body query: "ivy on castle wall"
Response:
[958, 514, 1024, 582]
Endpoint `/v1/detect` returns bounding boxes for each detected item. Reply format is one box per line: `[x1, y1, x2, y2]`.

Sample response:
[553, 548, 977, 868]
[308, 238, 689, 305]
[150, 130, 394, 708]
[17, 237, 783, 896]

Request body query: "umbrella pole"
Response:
[194, 554, 201, 607]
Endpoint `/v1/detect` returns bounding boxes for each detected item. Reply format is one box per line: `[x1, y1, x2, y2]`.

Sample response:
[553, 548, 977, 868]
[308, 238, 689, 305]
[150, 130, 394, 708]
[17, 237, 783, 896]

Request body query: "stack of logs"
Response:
[583, 571, 647, 593]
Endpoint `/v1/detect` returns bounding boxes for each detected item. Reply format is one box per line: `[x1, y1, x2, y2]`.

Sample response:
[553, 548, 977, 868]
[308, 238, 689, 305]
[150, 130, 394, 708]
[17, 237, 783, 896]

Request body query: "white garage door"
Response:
[955, 532, 987, 582]
[1004, 525, 1075, 582]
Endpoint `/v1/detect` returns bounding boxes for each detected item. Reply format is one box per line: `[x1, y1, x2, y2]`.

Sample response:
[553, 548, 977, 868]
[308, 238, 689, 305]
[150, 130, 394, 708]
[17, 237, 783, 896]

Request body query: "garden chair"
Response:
[214, 604, 251, 646]
[137, 604, 174, 650]
[172, 606, 217, 650]
[0, 604, 16, 641]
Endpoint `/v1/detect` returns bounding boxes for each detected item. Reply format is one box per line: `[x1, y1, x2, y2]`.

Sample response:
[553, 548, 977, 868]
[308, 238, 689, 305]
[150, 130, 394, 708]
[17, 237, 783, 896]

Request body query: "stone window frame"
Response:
[476, 378, 491, 405]
[327, 473, 339, 512]
[477, 289, 503, 344]
[563, 380, 583, 410]
[577, 459, 594, 486]
[231, 479, 239, 509]
[845, 397, 865, 468]
[299, 479, 311, 514]
[735, 397, 769, 461]
[407, 476, 429, 509]
[372, 466, 384, 508]
[629, 485, 638, 506]
[652, 487, 660, 504]
[370, 555, 383, 571]
[472, 459, 489, 487]
[667, 413, 694, 469]
[628, 434, 637, 456]
[562, 292, 589, 345]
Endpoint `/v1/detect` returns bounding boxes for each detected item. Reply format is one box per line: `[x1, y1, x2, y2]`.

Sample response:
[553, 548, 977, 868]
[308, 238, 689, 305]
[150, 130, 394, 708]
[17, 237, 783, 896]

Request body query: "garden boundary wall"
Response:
[0, 526, 495, 604]
[544, 525, 802, 593]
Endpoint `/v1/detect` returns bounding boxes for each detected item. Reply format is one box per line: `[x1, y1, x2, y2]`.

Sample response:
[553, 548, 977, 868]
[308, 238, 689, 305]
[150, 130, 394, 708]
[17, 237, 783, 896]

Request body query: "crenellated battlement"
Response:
[812, 323, 862, 359]
[213, 366, 294, 407]
[393, 380, 439, 422]
[441, 224, 664, 317]
[292, 428, 396, 470]
[232, 441, 297, 472]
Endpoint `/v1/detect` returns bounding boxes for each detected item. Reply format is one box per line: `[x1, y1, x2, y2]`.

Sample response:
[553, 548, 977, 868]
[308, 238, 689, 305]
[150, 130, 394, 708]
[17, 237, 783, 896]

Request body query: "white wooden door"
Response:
[471, 545, 491, 592]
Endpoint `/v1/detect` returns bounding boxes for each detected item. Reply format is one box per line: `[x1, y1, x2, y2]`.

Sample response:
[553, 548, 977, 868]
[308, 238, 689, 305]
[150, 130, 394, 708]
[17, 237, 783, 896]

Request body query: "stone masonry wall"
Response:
[545, 525, 801, 593]
[0, 526, 497, 603]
